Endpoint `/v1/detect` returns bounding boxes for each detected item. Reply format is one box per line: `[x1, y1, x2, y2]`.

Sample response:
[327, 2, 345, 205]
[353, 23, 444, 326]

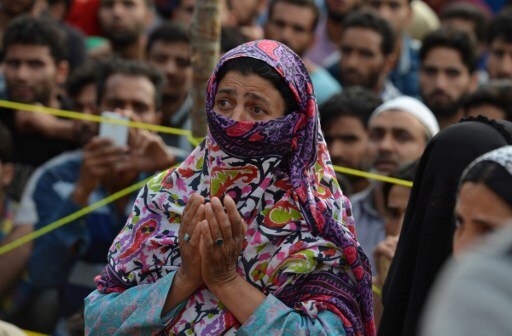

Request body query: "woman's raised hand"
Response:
[198, 195, 247, 290]
[177, 193, 205, 288]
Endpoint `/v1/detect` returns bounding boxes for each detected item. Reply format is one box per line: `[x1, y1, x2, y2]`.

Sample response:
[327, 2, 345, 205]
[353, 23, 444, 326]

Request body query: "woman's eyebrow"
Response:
[217, 88, 236, 96]
[245, 92, 270, 105]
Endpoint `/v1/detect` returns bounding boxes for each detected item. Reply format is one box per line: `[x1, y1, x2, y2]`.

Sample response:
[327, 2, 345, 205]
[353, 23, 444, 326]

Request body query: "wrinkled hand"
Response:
[199, 195, 247, 290]
[177, 194, 206, 289]
[373, 235, 399, 286]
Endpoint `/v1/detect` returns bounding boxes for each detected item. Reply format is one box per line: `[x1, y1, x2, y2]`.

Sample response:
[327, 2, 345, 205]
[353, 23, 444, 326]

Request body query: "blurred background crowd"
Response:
[0, 0, 512, 335]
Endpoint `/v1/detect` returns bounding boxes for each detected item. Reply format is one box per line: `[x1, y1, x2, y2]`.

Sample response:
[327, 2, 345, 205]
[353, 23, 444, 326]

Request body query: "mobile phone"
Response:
[99, 112, 129, 146]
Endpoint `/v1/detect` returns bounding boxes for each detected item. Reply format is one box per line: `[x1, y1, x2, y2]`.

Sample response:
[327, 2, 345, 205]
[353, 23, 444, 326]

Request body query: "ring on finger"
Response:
[215, 238, 224, 246]
[183, 233, 191, 242]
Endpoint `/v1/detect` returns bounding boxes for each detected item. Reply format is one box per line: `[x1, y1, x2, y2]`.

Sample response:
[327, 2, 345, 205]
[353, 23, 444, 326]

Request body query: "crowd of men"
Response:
[0, 0, 512, 335]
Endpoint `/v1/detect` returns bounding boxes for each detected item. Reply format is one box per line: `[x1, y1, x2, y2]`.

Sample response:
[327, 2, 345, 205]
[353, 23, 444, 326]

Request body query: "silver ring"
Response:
[215, 238, 224, 246]
[183, 233, 191, 242]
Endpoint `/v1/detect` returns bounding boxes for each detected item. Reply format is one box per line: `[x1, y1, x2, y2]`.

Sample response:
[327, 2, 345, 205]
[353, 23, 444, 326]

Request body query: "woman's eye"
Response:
[217, 99, 232, 108]
[251, 106, 266, 115]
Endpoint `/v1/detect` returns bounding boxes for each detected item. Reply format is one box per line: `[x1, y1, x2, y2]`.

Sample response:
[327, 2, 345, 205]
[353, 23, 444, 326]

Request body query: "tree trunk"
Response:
[190, 0, 222, 138]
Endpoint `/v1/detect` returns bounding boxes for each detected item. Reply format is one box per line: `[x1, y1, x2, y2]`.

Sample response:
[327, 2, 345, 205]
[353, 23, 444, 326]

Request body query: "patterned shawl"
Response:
[96, 40, 374, 335]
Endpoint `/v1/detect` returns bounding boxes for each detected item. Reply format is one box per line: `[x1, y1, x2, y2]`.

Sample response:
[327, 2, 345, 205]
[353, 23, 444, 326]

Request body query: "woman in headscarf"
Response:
[84, 40, 375, 335]
[420, 145, 512, 336]
[378, 117, 512, 336]
[452, 145, 512, 256]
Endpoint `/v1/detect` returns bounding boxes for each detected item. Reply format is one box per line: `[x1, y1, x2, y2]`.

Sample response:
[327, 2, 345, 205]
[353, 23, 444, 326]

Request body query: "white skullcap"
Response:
[369, 96, 440, 139]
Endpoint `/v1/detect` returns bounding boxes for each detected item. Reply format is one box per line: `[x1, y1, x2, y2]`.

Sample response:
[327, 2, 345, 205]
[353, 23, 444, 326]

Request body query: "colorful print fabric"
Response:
[95, 40, 375, 335]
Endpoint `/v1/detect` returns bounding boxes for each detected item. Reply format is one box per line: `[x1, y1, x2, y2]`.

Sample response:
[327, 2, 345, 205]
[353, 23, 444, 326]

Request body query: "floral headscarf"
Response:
[96, 40, 374, 335]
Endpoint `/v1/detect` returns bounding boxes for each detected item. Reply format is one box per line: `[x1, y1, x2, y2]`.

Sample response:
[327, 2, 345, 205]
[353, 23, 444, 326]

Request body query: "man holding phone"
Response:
[2, 58, 176, 332]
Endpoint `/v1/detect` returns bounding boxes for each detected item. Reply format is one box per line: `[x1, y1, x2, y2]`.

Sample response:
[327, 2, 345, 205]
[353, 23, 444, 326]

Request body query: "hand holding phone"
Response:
[99, 111, 129, 146]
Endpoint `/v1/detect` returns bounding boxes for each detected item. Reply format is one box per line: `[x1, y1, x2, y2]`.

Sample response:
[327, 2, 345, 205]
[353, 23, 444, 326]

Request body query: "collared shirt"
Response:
[389, 35, 421, 99]
[350, 184, 385, 272]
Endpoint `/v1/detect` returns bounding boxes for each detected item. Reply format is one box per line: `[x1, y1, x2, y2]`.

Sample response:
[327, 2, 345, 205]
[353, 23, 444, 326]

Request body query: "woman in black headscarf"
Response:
[378, 117, 512, 336]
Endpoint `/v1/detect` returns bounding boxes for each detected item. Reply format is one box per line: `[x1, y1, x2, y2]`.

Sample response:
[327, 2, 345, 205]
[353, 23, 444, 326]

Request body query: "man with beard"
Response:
[331, 10, 400, 101]
[264, 0, 341, 104]
[1, 58, 175, 333]
[0, 16, 78, 200]
[363, 0, 421, 98]
[305, 0, 362, 67]
[419, 27, 479, 130]
[350, 96, 438, 270]
[486, 10, 512, 81]
[320, 87, 382, 195]
[146, 22, 193, 154]
[98, 0, 152, 60]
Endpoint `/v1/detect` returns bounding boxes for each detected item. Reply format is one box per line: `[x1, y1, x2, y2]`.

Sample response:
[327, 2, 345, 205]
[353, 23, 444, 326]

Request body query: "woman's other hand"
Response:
[199, 195, 247, 290]
[177, 193, 205, 288]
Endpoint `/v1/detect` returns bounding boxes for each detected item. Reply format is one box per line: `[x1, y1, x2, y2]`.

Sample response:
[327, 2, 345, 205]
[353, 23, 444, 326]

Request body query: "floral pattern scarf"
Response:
[96, 40, 374, 335]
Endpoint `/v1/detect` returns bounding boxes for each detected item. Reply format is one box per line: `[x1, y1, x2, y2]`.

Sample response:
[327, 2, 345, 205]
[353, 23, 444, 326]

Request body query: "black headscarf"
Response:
[378, 117, 512, 336]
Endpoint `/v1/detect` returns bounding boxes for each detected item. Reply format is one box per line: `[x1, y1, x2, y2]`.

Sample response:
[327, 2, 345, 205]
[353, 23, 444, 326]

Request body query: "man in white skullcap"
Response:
[350, 95, 439, 271]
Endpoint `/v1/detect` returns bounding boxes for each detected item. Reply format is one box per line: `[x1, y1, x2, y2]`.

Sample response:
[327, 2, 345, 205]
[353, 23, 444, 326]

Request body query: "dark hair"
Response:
[383, 160, 419, 207]
[47, 0, 73, 17]
[460, 160, 512, 206]
[67, 59, 105, 99]
[97, 58, 165, 111]
[487, 9, 512, 44]
[268, 0, 320, 31]
[146, 22, 190, 54]
[342, 10, 395, 56]
[221, 26, 249, 54]
[420, 27, 478, 73]
[2, 15, 68, 63]
[216, 58, 299, 114]
[319, 87, 382, 130]
[463, 80, 512, 121]
[440, 2, 489, 44]
[0, 123, 13, 163]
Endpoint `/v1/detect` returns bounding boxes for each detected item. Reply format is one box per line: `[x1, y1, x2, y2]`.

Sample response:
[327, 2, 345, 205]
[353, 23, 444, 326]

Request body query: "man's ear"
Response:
[56, 60, 69, 86]
[383, 51, 398, 75]
[1, 162, 15, 187]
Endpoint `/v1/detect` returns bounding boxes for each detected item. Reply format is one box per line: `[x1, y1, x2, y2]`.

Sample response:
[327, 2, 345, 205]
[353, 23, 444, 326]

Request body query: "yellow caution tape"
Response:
[372, 284, 382, 297]
[0, 175, 152, 256]
[332, 165, 413, 188]
[0, 100, 414, 256]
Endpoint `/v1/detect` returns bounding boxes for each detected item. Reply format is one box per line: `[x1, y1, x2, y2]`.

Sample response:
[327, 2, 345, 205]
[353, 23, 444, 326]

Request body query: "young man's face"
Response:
[99, 0, 150, 45]
[146, 41, 192, 101]
[339, 27, 390, 91]
[420, 47, 477, 119]
[3, 44, 67, 104]
[487, 38, 512, 80]
[324, 115, 369, 171]
[264, 2, 316, 57]
[99, 74, 161, 125]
